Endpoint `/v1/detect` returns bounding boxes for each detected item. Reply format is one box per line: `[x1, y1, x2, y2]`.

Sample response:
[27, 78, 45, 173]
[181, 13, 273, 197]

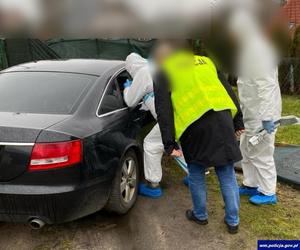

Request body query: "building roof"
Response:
[282, 0, 300, 32]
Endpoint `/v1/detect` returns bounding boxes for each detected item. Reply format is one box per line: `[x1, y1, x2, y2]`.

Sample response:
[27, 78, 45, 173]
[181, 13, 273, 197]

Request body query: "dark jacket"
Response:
[154, 70, 243, 167]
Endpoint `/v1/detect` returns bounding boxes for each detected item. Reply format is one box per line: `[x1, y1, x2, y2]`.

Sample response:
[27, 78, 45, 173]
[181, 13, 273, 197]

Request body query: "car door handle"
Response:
[133, 117, 141, 122]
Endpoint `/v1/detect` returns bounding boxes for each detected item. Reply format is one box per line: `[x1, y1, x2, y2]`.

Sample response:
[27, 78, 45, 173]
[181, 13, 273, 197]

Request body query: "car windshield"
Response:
[0, 72, 97, 114]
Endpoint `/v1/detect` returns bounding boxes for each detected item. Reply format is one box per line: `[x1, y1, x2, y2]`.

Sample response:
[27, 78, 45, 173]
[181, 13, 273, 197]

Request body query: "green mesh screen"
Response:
[0, 39, 59, 70]
[0, 40, 8, 70]
[46, 39, 156, 60]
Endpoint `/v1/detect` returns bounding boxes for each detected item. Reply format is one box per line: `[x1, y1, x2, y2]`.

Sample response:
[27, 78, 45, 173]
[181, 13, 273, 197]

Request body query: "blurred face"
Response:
[153, 43, 175, 66]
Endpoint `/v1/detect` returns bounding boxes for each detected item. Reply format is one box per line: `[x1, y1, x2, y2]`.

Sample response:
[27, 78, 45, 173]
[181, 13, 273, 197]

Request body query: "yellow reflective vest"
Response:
[162, 51, 238, 140]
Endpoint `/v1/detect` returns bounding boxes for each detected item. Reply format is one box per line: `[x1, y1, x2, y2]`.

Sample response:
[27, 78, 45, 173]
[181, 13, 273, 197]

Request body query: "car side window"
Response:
[98, 75, 126, 116]
[113, 70, 131, 94]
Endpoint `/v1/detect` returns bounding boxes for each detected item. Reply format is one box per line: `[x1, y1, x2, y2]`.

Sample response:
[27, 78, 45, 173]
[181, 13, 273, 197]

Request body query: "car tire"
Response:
[105, 149, 139, 214]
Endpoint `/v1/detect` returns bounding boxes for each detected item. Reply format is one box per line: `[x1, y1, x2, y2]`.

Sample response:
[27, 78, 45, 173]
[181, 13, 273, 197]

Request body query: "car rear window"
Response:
[0, 72, 97, 114]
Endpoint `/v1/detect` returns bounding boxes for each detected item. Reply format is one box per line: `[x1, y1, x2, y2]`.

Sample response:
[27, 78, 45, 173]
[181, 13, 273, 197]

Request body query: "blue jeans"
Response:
[187, 163, 240, 226]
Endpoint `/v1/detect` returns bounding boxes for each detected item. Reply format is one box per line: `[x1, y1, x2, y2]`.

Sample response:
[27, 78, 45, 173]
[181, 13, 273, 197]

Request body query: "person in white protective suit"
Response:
[124, 53, 187, 198]
[229, 10, 282, 205]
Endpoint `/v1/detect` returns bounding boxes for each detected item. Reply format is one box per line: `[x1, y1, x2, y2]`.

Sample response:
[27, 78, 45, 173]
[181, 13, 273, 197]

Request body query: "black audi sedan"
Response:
[0, 59, 153, 228]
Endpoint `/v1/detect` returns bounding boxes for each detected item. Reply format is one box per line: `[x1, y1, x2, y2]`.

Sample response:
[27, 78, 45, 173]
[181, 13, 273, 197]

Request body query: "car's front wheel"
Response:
[105, 149, 139, 214]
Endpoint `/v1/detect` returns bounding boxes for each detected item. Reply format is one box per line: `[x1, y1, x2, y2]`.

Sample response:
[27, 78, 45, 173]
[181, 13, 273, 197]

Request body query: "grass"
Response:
[164, 157, 300, 243]
[204, 168, 300, 240]
[238, 179, 300, 240]
[276, 95, 300, 145]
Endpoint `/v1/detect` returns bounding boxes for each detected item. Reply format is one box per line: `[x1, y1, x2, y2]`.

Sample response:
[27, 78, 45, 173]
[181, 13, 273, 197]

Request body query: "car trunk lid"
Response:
[0, 112, 70, 181]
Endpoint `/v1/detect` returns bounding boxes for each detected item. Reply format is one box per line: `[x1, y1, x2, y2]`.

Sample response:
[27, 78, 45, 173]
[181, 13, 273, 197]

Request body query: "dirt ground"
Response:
[0, 160, 299, 250]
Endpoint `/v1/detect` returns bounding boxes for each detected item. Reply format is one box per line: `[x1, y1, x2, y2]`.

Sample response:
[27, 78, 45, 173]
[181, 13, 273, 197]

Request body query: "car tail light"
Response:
[28, 140, 82, 171]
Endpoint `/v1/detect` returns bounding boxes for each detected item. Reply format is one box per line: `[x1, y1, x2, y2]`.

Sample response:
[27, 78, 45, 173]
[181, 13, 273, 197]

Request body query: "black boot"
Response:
[185, 210, 208, 225]
[224, 220, 239, 234]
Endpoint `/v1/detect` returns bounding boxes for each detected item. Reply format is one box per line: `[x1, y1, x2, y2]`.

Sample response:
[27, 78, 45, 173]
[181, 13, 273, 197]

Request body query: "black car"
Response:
[0, 59, 153, 228]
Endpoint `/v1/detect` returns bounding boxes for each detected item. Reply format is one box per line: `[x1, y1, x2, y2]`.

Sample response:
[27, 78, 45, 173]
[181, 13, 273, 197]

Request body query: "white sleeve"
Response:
[123, 69, 148, 108]
[255, 70, 279, 121]
[252, 41, 280, 121]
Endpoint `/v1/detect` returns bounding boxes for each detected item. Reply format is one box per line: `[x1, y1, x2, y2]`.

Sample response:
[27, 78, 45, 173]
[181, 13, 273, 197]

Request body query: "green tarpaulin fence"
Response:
[0, 40, 8, 70]
[0, 39, 59, 71]
[46, 39, 156, 60]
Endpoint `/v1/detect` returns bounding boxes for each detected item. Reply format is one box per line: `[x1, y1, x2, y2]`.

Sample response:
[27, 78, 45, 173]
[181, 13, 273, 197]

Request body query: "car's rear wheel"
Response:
[105, 150, 139, 214]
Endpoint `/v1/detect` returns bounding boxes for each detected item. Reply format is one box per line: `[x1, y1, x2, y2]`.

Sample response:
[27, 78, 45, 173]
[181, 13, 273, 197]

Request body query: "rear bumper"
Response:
[0, 178, 112, 224]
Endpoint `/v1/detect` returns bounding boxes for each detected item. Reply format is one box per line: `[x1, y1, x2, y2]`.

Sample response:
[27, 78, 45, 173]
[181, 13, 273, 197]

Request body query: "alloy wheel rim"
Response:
[120, 157, 137, 203]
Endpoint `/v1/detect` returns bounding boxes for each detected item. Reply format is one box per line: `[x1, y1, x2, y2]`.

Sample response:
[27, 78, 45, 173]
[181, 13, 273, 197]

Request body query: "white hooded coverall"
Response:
[231, 11, 282, 196]
[124, 53, 164, 184]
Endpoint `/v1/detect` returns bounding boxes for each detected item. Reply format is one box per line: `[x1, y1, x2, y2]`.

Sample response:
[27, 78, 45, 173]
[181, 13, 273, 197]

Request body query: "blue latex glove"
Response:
[123, 79, 132, 89]
[262, 120, 275, 134]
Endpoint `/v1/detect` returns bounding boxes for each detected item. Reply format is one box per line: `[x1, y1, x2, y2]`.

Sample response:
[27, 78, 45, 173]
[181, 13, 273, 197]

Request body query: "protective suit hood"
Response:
[228, 10, 260, 44]
[125, 53, 148, 77]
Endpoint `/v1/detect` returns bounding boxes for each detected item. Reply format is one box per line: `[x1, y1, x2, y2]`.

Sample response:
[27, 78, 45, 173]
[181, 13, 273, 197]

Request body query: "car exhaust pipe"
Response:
[28, 218, 46, 229]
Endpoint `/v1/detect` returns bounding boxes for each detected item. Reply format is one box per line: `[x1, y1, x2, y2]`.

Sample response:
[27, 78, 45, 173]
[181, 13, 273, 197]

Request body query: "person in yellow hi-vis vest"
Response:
[153, 40, 244, 234]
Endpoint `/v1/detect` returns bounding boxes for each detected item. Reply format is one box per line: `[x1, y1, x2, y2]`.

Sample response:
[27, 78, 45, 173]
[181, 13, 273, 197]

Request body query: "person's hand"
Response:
[123, 79, 132, 89]
[235, 129, 245, 138]
[171, 149, 183, 157]
[262, 120, 275, 134]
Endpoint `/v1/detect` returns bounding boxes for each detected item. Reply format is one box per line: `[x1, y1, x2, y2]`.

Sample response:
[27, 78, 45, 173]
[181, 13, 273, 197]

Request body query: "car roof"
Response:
[2, 59, 125, 76]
